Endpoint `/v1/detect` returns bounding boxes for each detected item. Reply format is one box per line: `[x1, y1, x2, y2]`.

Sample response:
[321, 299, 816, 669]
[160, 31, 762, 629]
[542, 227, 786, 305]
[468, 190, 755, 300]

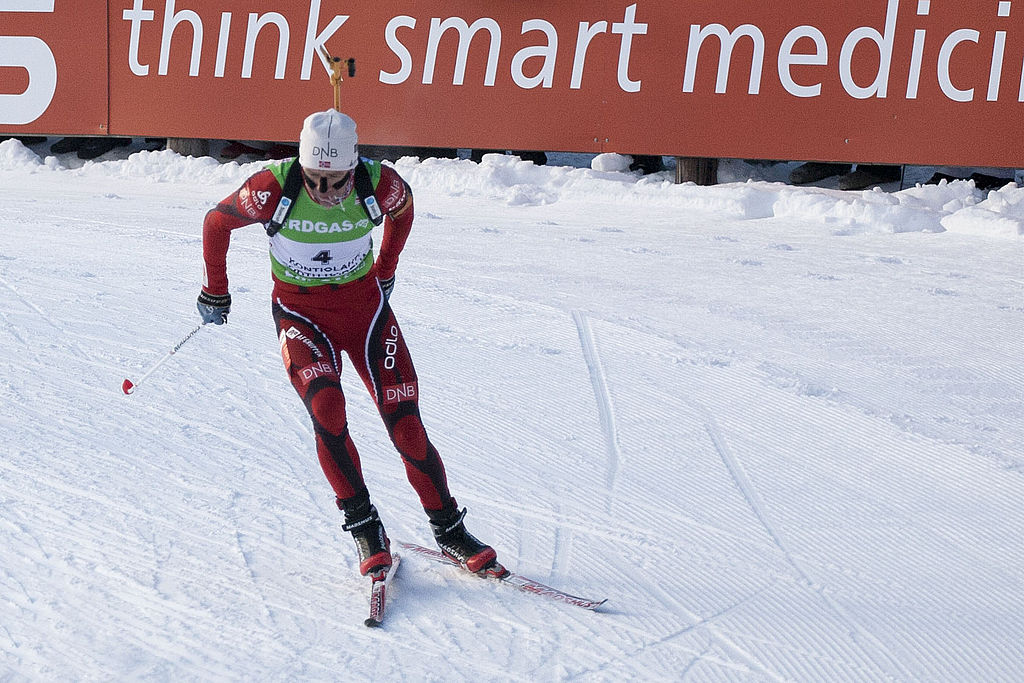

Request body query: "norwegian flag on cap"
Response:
[299, 109, 359, 171]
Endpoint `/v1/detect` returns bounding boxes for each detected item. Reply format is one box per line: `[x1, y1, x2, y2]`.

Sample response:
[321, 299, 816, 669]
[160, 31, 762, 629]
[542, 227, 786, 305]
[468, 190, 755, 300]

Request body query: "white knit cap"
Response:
[298, 109, 359, 171]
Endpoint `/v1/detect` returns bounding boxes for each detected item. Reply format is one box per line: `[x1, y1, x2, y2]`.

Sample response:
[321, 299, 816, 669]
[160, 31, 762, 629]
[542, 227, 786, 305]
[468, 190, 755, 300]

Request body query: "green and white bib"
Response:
[266, 159, 383, 287]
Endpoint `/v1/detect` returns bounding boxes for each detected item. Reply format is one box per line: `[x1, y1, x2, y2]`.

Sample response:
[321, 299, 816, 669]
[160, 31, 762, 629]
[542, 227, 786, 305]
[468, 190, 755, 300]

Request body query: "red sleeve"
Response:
[202, 169, 281, 295]
[374, 165, 414, 281]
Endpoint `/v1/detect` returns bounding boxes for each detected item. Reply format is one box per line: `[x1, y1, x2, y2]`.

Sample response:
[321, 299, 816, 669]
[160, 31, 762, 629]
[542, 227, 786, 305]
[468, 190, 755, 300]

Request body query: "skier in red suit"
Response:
[197, 109, 497, 576]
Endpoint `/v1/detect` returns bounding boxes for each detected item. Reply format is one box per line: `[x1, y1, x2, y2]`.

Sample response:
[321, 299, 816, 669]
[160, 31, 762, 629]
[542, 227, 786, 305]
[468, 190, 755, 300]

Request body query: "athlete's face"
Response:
[302, 167, 355, 207]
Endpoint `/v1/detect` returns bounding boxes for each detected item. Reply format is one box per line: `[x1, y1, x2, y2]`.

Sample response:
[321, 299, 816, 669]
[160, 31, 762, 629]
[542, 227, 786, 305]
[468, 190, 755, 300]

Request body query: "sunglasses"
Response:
[303, 170, 352, 193]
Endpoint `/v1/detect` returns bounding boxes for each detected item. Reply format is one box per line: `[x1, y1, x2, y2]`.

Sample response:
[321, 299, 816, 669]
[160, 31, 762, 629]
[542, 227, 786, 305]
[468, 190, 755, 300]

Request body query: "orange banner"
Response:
[2, 1, 1022, 167]
[0, 0, 106, 135]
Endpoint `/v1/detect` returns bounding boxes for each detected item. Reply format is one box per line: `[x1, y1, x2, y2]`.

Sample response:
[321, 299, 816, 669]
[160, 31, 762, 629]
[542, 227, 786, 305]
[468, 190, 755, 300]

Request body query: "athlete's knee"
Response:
[390, 414, 428, 459]
[309, 385, 348, 435]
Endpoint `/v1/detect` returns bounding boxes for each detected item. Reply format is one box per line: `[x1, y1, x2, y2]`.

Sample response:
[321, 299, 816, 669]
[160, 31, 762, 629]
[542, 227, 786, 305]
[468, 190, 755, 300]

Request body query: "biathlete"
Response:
[197, 109, 498, 576]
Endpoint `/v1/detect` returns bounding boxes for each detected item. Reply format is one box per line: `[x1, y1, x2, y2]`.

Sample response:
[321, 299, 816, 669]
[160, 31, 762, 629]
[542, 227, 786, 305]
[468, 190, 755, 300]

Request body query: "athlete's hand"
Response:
[197, 291, 231, 324]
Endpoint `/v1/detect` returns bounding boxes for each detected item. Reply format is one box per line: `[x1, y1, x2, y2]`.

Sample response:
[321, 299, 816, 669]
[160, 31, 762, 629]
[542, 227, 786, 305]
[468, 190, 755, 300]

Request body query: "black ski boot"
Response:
[428, 506, 499, 574]
[339, 497, 392, 576]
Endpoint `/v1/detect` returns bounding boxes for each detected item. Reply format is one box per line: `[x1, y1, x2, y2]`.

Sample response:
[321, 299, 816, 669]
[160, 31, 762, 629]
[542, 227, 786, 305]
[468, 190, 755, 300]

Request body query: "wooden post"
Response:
[675, 157, 718, 185]
[166, 138, 208, 157]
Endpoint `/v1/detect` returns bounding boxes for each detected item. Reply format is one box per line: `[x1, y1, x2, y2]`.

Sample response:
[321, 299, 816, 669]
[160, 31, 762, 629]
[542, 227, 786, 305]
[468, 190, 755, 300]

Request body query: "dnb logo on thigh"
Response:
[383, 382, 418, 404]
[298, 360, 337, 385]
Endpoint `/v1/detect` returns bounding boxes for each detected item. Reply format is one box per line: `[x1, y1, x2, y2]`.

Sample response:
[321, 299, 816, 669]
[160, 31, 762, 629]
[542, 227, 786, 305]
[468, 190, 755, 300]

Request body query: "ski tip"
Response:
[364, 617, 383, 628]
[121, 378, 135, 395]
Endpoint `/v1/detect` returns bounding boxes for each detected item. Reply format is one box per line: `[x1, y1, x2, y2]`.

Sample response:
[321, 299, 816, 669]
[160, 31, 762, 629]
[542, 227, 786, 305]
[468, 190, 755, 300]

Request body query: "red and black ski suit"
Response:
[201, 162, 455, 514]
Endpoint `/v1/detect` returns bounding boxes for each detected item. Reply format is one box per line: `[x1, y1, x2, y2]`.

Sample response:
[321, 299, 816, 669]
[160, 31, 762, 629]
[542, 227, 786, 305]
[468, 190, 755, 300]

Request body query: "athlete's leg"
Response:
[273, 300, 368, 502]
[345, 283, 496, 571]
[355, 297, 454, 513]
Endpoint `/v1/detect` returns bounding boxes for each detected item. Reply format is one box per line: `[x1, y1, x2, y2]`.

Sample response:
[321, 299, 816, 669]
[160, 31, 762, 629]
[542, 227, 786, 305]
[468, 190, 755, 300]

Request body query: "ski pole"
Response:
[121, 322, 207, 395]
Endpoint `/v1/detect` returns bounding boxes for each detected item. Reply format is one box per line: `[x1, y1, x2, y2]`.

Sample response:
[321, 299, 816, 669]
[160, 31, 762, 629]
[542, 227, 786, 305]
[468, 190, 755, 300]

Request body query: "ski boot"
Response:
[428, 506, 502, 575]
[339, 497, 392, 576]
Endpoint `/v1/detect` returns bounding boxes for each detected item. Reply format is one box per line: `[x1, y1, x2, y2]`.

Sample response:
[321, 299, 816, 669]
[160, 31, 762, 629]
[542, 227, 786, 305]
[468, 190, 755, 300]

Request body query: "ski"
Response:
[364, 553, 401, 627]
[396, 541, 607, 611]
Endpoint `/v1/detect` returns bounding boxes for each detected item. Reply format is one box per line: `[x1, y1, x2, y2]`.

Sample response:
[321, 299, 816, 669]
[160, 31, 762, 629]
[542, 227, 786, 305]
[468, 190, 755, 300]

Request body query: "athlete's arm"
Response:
[374, 165, 414, 281]
[202, 169, 281, 294]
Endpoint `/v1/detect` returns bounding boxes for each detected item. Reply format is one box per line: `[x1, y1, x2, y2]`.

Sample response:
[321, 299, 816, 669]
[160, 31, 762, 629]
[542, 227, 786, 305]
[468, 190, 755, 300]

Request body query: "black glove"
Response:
[380, 276, 395, 301]
[197, 291, 231, 324]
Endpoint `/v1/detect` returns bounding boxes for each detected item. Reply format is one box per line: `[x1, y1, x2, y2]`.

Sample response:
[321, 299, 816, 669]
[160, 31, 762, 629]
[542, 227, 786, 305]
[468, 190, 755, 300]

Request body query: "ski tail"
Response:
[365, 553, 401, 627]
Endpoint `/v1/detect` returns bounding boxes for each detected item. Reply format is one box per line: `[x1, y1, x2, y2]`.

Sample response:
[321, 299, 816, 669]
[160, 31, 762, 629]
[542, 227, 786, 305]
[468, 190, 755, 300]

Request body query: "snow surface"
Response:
[1, 138, 1023, 681]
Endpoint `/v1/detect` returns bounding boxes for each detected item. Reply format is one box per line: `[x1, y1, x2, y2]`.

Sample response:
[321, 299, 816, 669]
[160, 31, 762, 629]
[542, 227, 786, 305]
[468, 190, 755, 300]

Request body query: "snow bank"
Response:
[2, 138, 1020, 238]
[941, 183, 1024, 238]
[0, 137, 58, 172]
[397, 153, 1022, 238]
[0, 138, 261, 186]
[771, 185, 951, 234]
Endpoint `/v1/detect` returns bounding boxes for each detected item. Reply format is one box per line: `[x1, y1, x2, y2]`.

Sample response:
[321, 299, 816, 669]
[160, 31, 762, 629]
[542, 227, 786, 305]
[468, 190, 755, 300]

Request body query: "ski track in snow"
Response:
[0, 272, 95, 363]
[1, 149, 1023, 681]
[572, 310, 622, 512]
[700, 407, 910, 682]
